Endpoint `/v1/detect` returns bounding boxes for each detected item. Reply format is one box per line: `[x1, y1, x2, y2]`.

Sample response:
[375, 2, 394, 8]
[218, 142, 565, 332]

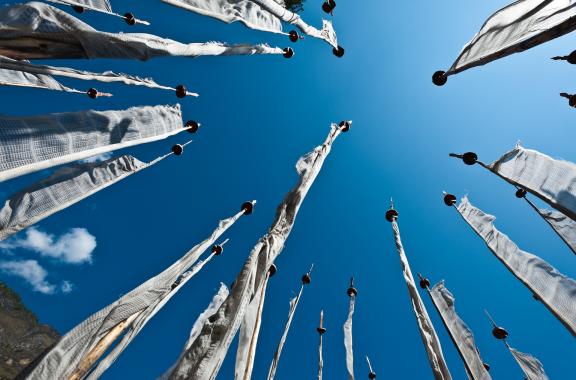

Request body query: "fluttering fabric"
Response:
[0, 104, 183, 182]
[162, 0, 338, 48]
[0, 56, 198, 96]
[343, 295, 355, 380]
[167, 122, 347, 380]
[318, 310, 324, 380]
[508, 346, 549, 380]
[0, 3, 283, 61]
[161, 284, 230, 380]
[266, 284, 305, 380]
[0, 155, 147, 241]
[534, 207, 576, 254]
[429, 281, 491, 380]
[25, 206, 248, 380]
[444, 0, 576, 76]
[234, 271, 270, 380]
[391, 218, 452, 380]
[45, 0, 150, 25]
[456, 196, 576, 336]
[484, 144, 576, 222]
[0, 67, 84, 94]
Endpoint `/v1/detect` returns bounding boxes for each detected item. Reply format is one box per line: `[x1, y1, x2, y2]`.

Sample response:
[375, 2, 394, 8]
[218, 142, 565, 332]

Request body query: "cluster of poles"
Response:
[430, 0, 576, 109]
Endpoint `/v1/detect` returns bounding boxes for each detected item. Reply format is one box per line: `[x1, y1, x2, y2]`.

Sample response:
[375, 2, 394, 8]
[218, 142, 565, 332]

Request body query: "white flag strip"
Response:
[343, 295, 355, 380]
[162, 0, 285, 35]
[267, 286, 304, 380]
[166, 122, 348, 380]
[0, 56, 198, 96]
[508, 346, 549, 380]
[534, 207, 576, 254]
[443, 0, 576, 77]
[0, 3, 284, 61]
[26, 205, 250, 380]
[483, 145, 576, 222]
[0, 104, 184, 182]
[162, 0, 337, 48]
[161, 284, 230, 380]
[0, 67, 84, 94]
[429, 281, 492, 380]
[391, 218, 452, 380]
[456, 196, 576, 336]
[317, 310, 325, 380]
[234, 270, 271, 380]
[45, 0, 150, 25]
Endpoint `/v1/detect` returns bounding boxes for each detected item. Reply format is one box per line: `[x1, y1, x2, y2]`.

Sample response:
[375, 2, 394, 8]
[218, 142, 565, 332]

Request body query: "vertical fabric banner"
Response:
[317, 310, 325, 380]
[456, 196, 576, 336]
[429, 281, 491, 380]
[343, 295, 355, 380]
[508, 346, 549, 380]
[166, 122, 348, 380]
[390, 216, 452, 380]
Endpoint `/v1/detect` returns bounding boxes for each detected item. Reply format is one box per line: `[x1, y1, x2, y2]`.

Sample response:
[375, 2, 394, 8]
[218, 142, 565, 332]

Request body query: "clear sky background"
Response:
[1, 0, 575, 379]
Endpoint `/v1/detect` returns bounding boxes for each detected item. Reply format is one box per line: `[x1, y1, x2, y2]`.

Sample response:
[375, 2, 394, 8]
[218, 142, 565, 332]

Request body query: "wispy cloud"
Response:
[0, 227, 97, 265]
[80, 152, 113, 164]
[61, 280, 73, 293]
[0, 260, 61, 294]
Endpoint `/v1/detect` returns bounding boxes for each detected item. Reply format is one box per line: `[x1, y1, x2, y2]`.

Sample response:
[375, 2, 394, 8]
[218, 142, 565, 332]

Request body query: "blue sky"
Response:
[1, 0, 575, 378]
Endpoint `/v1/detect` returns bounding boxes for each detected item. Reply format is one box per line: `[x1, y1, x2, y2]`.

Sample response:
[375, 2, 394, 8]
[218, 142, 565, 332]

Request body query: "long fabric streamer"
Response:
[318, 310, 324, 380]
[456, 196, 576, 336]
[45, 0, 150, 25]
[0, 104, 184, 182]
[343, 295, 355, 380]
[0, 67, 84, 94]
[0, 56, 198, 96]
[391, 217, 452, 380]
[25, 205, 250, 380]
[166, 122, 348, 380]
[0, 3, 284, 61]
[508, 345, 549, 380]
[443, 0, 576, 77]
[429, 281, 491, 380]
[267, 286, 305, 380]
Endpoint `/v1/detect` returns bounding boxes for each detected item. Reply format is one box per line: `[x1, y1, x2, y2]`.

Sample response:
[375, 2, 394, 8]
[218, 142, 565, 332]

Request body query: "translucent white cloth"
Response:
[486, 145, 576, 222]
[0, 155, 147, 241]
[343, 296, 355, 380]
[0, 56, 198, 96]
[167, 123, 347, 380]
[429, 281, 491, 380]
[162, 0, 338, 47]
[160, 284, 230, 380]
[446, 0, 576, 76]
[391, 219, 452, 380]
[509, 347, 549, 380]
[457, 196, 576, 336]
[318, 311, 324, 380]
[0, 67, 83, 94]
[267, 286, 304, 380]
[536, 207, 576, 254]
[234, 272, 270, 380]
[0, 3, 283, 60]
[25, 207, 247, 380]
[0, 104, 183, 182]
[45, 0, 150, 25]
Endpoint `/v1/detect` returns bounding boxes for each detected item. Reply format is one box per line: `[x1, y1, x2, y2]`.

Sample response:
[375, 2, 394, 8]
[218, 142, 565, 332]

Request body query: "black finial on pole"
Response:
[283, 47, 294, 58]
[552, 51, 576, 64]
[515, 188, 527, 198]
[241, 200, 255, 215]
[484, 310, 509, 340]
[322, 0, 336, 13]
[72, 5, 85, 13]
[366, 356, 376, 379]
[171, 144, 184, 155]
[317, 310, 326, 335]
[483, 363, 491, 371]
[347, 277, 358, 297]
[333, 46, 345, 58]
[417, 273, 431, 289]
[289, 30, 300, 43]
[339, 120, 351, 132]
[432, 70, 447, 86]
[176, 84, 187, 98]
[268, 263, 278, 277]
[124, 12, 136, 25]
[301, 264, 313, 285]
[449, 152, 478, 165]
[186, 120, 200, 133]
[211, 239, 228, 256]
[87, 88, 98, 99]
[560, 93, 576, 107]
[443, 193, 457, 207]
[385, 200, 398, 222]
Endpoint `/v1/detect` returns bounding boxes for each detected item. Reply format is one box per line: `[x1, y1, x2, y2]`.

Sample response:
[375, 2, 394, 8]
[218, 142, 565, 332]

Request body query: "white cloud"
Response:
[61, 280, 73, 293]
[2, 227, 97, 265]
[80, 152, 113, 164]
[0, 260, 57, 294]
